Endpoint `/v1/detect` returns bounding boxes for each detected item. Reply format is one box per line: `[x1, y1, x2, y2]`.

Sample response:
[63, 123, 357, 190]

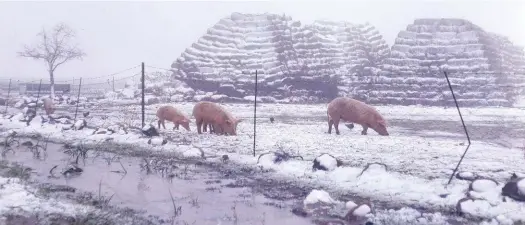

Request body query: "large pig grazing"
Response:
[156, 105, 191, 131]
[327, 97, 389, 136]
[192, 101, 242, 135]
[42, 97, 55, 115]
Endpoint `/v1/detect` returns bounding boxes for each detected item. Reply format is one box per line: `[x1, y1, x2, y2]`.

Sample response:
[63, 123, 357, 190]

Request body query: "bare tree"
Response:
[18, 23, 86, 100]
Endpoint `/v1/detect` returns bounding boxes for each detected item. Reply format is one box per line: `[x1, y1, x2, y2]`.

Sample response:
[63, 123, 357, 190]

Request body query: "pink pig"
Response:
[327, 97, 389, 136]
[156, 105, 191, 131]
[192, 101, 241, 135]
[42, 97, 55, 115]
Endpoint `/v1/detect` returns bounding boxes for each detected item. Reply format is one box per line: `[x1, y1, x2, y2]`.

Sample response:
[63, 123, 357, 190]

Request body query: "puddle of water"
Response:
[4, 139, 315, 225]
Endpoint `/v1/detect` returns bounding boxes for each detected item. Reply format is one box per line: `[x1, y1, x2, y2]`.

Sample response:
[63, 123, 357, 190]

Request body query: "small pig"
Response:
[327, 97, 389, 136]
[42, 97, 55, 115]
[192, 101, 242, 135]
[156, 105, 191, 131]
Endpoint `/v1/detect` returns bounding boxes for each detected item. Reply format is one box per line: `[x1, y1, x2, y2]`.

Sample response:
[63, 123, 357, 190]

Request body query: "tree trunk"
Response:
[49, 70, 55, 100]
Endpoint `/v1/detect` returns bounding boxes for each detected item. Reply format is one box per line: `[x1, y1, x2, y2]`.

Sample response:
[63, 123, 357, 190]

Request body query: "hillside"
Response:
[169, 13, 525, 106]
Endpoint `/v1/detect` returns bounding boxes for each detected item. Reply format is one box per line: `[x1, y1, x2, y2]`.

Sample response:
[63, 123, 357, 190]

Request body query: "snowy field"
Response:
[2, 101, 525, 224]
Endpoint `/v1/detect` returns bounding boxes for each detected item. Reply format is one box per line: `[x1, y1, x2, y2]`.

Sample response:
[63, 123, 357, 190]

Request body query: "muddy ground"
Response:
[0, 131, 477, 225]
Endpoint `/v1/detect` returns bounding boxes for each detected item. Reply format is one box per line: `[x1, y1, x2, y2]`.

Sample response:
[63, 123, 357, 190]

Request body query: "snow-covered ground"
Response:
[2, 101, 525, 224]
[0, 176, 92, 218]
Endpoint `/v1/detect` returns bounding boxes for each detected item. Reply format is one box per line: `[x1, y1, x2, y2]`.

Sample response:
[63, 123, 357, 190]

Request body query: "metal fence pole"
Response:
[141, 62, 145, 128]
[35, 79, 43, 113]
[4, 79, 11, 114]
[253, 70, 258, 157]
[74, 78, 82, 120]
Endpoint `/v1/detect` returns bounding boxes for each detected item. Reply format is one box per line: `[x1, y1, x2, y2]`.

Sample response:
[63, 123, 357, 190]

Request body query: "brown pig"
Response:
[42, 97, 55, 115]
[327, 97, 389, 136]
[192, 101, 242, 135]
[156, 105, 191, 131]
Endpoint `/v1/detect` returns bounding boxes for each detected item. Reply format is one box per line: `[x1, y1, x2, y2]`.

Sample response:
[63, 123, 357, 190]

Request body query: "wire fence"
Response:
[1, 62, 525, 185]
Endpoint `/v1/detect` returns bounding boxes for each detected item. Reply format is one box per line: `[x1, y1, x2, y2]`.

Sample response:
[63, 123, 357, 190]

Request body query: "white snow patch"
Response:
[182, 146, 203, 158]
[303, 189, 336, 205]
[352, 204, 371, 217]
[345, 200, 358, 210]
[517, 179, 525, 195]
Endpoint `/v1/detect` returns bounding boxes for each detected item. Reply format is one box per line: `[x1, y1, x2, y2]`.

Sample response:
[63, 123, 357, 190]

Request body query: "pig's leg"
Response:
[157, 119, 162, 130]
[328, 118, 333, 134]
[361, 124, 368, 135]
[202, 121, 208, 132]
[173, 122, 179, 130]
[196, 119, 203, 134]
[333, 117, 341, 135]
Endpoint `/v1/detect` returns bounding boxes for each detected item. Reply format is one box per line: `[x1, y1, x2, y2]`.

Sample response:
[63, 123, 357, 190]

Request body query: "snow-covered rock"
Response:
[147, 137, 167, 146]
[73, 119, 87, 130]
[312, 153, 341, 171]
[470, 179, 499, 193]
[456, 171, 477, 181]
[345, 201, 358, 210]
[303, 189, 336, 205]
[142, 124, 159, 137]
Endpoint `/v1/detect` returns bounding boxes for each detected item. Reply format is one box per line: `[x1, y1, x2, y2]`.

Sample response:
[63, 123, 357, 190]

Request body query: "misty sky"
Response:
[0, 0, 524, 84]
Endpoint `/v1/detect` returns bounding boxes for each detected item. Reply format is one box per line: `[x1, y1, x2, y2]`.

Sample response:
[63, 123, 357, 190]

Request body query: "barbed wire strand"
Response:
[0, 64, 141, 84]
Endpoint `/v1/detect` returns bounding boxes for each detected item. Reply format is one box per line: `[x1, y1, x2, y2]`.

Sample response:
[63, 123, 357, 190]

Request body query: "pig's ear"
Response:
[378, 119, 387, 127]
[235, 118, 243, 124]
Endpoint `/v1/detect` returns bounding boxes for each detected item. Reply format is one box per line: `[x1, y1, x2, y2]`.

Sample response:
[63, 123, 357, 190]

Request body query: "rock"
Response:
[291, 207, 308, 217]
[83, 112, 90, 117]
[303, 189, 336, 206]
[72, 119, 87, 130]
[456, 198, 492, 217]
[344, 203, 372, 223]
[469, 178, 499, 193]
[142, 124, 159, 137]
[269, 117, 275, 123]
[148, 137, 168, 146]
[501, 173, 525, 202]
[456, 171, 477, 181]
[345, 201, 358, 210]
[312, 153, 342, 171]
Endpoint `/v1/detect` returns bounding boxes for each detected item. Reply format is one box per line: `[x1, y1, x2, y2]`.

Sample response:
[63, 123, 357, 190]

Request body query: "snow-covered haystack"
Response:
[312, 153, 342, 171]
[171, 12, 389, 103]
[367, 18, 525, 107]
